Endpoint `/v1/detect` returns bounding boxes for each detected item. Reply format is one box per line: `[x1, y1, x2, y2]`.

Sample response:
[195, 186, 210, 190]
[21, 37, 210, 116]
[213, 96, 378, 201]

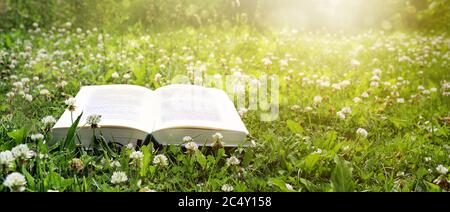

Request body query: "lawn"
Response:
[0, 23, 449, 192]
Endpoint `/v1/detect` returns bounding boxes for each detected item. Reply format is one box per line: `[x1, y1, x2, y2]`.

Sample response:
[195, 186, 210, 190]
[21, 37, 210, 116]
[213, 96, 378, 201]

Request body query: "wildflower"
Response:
[11, 144, 34, 160]
[336, 111, 346, 120]
[47, 189, 59, 192]
[130, 151, 144, 161]
[42, 116, 56, 126]
[351, 59, 360, 67]
[111, 171, 128, 184]
[111, 72, 119, 79]
[221, 184, 234, 192]
[290, 105, 301, 111]
[110, 161, 121, 168]
[183, 136, 193, 143]
[125, 143, 134, 150]
[341, 107, 352, 114]
[370, 81, 379, 87]
[238, 108, 248, 117]
[86, 114, 101, 127]
[285, 183, 294, 191]
[3, 172, 27, 192]
[313, 96, 322, 104]
[153, 154, 169, 166]
[69, 158, 84, 172]
[356, 128, 368, 138]
[185, 141, 198, 154]
[436, 164, 448, 175]
[24, 94, 33, 102]
[30, 133, 44, 141]
[154, 73, 162, 82]
[212, 132, 225, 149]
[65, 97, 76, 111]
[0, 151, 15, 168]
[39, 89, 50, 96]
[361, 92, 369, 98]
[123, 73, 131, 80]
[227, 156, 240, 166]
[304, 106, 313, 112]
[262, 57, 272, 66]
[425, 157, 432, 162]
[397, 98, 405, 103]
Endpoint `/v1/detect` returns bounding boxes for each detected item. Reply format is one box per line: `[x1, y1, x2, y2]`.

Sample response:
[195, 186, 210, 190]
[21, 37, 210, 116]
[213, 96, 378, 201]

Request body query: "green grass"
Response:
[0, 25, 449, 192]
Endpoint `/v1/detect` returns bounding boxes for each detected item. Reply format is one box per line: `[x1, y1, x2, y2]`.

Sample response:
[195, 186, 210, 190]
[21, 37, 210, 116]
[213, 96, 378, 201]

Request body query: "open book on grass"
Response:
[52, 84, 249, 147]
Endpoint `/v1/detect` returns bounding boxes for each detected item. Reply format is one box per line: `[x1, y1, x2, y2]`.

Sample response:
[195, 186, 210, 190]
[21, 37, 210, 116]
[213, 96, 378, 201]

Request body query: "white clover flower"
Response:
[86, 114, 101, 126]
[424, 157, 432, 162]
[285, 183, 294, 191]
[262, 57, 272, 66]
[356, 128, 368, 138]
[212, 132, 224, 142]
[290, 105, 301, 111]
[30, 133, 44, 141]
[125, 143, 134, 150]
[130, 151, 144, 161]
[39, 89, 50, 96]
[42, 116, 56, 126]
[397, 98, 405, 103]
[154, 73, 162, 82]
[185, 141, 198, 152]
[361, 92, 369, 98]
[111, 72, 119, 79]
[0, 150, 15, 168]
[183, 136, 193, 143]
[24, 94, 33, 102]
[227, 156, 240, 166]
[341, 107, 352, 114]
[418, 85, 425, 91]
[351, 59, 360, 66]
[11, 144, 34, 160]
[65, 97, 76, 108]
[430, 87, 437, 92]
[304, 106, 313, 112]
[313, 96, 322, 104]
[110, 161, 121, 168]
[123, 73, 131, 80]
[336, 111, 346, 120]
[436, 164, 448, 175]
[153, 154, 169, 166]
[370, 81, 379, 87]
[221, 184, 234, 192]
[111, 171, 128, 184]
[238, 108, 248, 117]
[3, 172, 27, 192]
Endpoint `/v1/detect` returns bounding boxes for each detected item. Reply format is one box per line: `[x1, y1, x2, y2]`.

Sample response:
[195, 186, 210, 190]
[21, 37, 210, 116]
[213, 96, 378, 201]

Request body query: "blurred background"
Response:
[0, 0, 448, 32]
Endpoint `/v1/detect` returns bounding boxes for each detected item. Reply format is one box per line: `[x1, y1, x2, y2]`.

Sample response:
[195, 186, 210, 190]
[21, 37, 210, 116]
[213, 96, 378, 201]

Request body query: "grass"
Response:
[0, 24, 449, 192]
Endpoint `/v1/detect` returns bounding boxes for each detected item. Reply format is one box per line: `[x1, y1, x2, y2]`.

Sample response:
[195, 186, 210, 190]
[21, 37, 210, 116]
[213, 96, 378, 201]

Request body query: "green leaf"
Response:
[270, 178, 292, 192]
[416, 167, 428, 178]
[286, 120, 303, 134]
[7, 128, 26, 144]
[63, 113, 83, 150]
[195, 151, 207, 169]
[22, 166, 35, 190]
[140, 145, 151, 177]
[331, 156, 354, 192]
[242, 150, 254, 167]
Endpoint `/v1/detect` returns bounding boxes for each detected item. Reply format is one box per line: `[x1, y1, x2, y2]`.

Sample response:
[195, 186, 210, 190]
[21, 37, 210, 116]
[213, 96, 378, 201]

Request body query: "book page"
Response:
[153, 84, 248, 133]
[53, 84, 155, 133]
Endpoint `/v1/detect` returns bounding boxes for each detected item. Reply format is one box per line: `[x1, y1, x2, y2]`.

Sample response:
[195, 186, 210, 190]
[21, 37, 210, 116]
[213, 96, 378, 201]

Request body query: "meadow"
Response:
[0, 23, 449, 192]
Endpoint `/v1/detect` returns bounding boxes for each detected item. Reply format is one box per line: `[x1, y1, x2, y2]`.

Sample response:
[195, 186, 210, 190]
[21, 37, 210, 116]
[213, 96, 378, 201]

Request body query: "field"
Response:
[0, 24, 449, 192]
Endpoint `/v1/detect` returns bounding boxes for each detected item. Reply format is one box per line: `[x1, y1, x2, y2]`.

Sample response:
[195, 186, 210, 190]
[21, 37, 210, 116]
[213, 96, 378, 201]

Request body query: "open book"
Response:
[52, 84, 249, 147]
